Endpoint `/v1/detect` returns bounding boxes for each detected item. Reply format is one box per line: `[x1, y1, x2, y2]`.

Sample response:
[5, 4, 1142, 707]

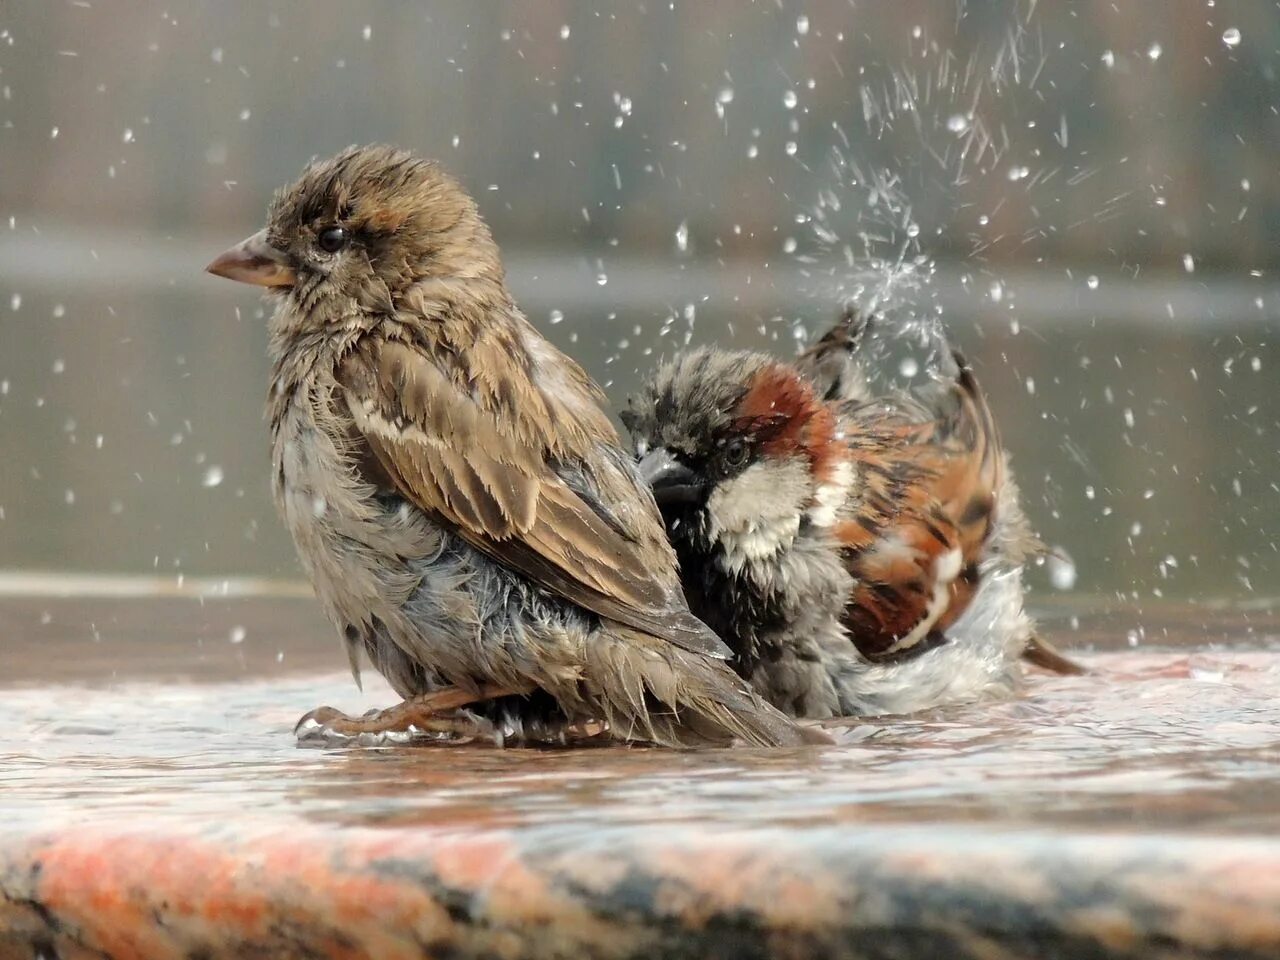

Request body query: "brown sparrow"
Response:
[622, 310, 1082, 719]
[206, 144, 820, 747]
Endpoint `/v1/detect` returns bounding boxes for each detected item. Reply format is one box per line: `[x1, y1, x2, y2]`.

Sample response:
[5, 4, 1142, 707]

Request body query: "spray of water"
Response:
[795, 0, 1080, 381]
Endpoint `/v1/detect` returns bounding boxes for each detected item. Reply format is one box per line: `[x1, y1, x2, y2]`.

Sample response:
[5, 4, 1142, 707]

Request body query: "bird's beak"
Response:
[638, 448, 704, 506]
[205, 229, 296, 287]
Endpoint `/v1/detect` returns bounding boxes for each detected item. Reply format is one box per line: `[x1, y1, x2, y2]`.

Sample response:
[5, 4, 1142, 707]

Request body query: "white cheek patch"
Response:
[807, 458, 854, 528]
[706, 460, 809, 574]
[716, 514, 803, 575]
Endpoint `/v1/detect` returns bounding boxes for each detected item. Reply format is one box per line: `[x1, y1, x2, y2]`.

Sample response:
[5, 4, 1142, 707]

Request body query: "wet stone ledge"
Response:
[2, 824, 1280, 960]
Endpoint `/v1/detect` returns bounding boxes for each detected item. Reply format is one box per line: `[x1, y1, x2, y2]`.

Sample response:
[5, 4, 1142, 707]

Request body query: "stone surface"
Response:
[4, 825, 1280, 960]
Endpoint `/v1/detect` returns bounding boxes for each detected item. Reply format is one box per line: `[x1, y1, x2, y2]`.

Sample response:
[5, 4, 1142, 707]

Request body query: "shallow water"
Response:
[4, 592, 1278, 840]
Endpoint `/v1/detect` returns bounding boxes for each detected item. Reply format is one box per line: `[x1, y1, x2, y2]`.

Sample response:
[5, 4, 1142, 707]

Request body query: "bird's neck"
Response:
[668, 520, 793, 678]
[265, 296, 380, 430]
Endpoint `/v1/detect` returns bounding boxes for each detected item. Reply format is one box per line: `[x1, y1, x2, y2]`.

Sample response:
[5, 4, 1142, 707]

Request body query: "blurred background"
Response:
[0, 0, 1276, 607]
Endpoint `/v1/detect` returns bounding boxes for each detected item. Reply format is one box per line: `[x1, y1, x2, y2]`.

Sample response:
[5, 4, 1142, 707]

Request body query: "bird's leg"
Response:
[295, 683, 533, 742]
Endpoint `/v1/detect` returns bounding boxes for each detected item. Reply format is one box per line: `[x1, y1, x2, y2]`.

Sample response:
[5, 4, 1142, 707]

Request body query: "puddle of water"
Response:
[3, 596, 1278, 840]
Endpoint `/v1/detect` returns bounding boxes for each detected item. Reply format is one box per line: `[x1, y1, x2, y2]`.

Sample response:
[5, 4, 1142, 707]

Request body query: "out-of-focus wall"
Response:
[2, 0, 1277, 269]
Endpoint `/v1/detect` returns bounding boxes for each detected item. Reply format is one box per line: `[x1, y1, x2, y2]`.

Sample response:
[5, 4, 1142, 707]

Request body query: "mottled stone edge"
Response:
[2, 824, 1280, 960]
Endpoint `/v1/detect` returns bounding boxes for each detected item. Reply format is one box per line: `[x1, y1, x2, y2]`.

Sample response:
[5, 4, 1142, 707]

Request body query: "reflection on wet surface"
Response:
[4, 595, 1279, 840]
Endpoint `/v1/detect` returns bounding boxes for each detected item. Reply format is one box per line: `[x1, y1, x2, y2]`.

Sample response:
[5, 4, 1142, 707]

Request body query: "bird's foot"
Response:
[294, 683, 528, 746]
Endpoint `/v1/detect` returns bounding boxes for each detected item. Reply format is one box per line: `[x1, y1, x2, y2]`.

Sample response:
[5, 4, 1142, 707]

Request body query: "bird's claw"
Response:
[293, 702, 496, 746]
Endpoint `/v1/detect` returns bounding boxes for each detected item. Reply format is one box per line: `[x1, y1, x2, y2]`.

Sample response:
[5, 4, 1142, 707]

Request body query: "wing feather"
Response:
[839, 355, 1001, 659]
[340, 336, 731, 659]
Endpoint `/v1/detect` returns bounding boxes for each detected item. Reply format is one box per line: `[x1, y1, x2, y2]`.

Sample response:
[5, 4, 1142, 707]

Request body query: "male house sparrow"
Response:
[622, 311, 1081, 719]
[206, 145, 818, 748]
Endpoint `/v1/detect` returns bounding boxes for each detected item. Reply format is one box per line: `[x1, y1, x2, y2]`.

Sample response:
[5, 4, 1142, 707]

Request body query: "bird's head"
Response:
[622, 347, 850, 572]
[206, 144, 502, 317]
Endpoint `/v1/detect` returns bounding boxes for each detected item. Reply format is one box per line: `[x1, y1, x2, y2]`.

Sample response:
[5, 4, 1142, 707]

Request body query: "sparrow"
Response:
[205, 144, 820, 748]
[621, 309, 1082, 720]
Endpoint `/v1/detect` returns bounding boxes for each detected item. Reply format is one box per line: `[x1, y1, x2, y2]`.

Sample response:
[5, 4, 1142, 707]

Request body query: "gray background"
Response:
[1, 1, 1276, 603]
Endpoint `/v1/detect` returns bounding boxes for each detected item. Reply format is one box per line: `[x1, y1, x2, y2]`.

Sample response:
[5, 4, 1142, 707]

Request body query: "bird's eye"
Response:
[722, 438, 750, 469]
[317, 226, 347, 254]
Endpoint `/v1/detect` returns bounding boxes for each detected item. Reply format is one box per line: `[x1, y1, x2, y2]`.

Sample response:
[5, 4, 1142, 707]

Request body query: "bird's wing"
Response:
[337, 335, 732, 659]
[835, 355, 1002, 660]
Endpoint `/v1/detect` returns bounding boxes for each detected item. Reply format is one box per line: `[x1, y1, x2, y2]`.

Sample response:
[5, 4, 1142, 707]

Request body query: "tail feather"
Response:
[1022, 634, 1087, 676]
[796, 306, 873, 404]
[948, 350, 1003, 498]
[585, 627, 830, 747]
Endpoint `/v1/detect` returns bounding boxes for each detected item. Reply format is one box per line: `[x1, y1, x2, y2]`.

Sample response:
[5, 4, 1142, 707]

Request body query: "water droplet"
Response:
[1222, 27, 1241, 47]
[361, 24, 372, 40]
[717, 87, 734, 104]
[549, 309, 564, 325]
[784, 141, 797, 156]
[559, 24, 570, 39]
[1182, 253, 1195, 273]
[746, 144, 759, 159]
[1101, 49, 1115, 69]
[1147, 42, 1162, 60]
[202, 466, 224, 488]
[946, 114, 969, 134]
[898, 357, 919, 378]
[783, 90, 798, 110]
[796, 15, 809, 36]
[595, 273, 608, 286]
[782, 237, 797, 254]
[1047, 552, 1077, 591]
[989, 280, 1004, 303]
[229, 626, 247, 644]
[122, 127, 134, 143]
[905, 222, 920, 238]
[1190, 665, 1225, 683]
[1006, 165, 1029, 182]
[674, 220, 689, 253]
[1086, 275, 1099, 290]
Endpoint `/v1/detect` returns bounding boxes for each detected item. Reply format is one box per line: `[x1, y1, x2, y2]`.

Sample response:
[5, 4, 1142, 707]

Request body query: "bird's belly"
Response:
[270, 401, 444, 670]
